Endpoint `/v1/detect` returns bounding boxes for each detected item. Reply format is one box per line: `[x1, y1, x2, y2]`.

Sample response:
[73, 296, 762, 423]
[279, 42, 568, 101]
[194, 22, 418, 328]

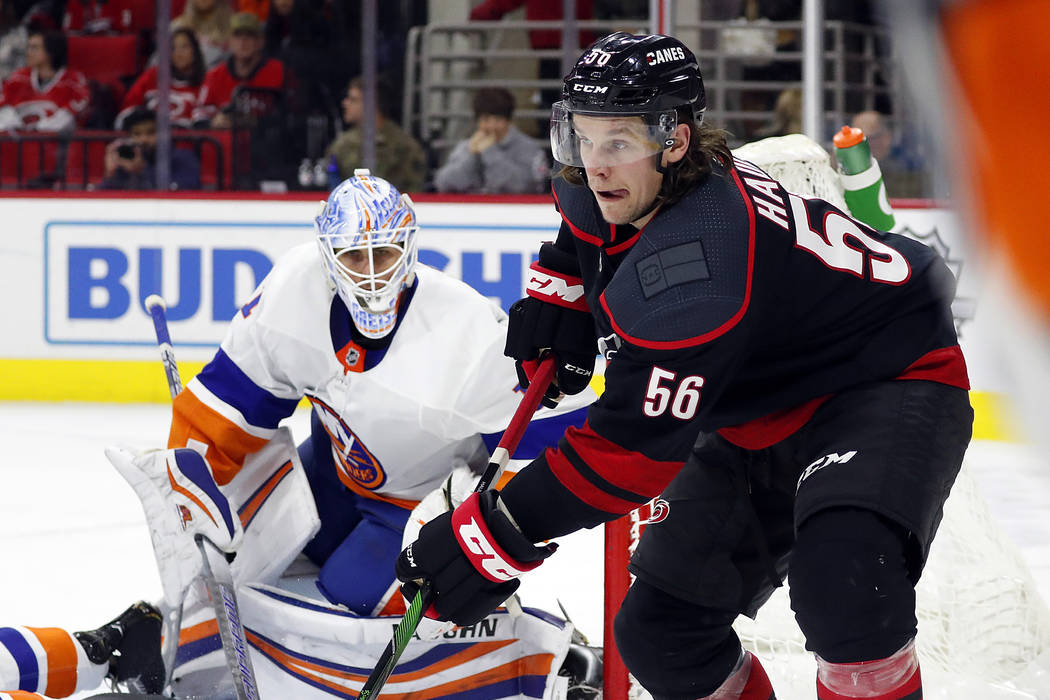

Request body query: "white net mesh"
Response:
[731, 133, 848, 212]
[731, 461, 1050, 700]
[609, 134, 1050, 700]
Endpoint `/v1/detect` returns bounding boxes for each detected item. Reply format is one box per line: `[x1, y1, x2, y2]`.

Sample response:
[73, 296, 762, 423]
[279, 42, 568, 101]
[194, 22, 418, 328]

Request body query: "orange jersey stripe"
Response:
[1, 692, 47, 699]
[169, 387, 269, 485]
[387, 640, 517, 682]
[333, 461, 420, 511]
[168, 465, 219, 528]
[25, 627, 77, 698]
[179, 619, 220, 646]
[383, 653, 555, 700]
[238, 460, 293, 528]
[374, 591, 407, 617]
[246, 632, 549, 699]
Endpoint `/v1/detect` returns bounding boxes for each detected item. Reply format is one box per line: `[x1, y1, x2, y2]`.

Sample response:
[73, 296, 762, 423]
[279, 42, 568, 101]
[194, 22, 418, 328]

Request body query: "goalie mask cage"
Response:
[601, 135, 1050, 700]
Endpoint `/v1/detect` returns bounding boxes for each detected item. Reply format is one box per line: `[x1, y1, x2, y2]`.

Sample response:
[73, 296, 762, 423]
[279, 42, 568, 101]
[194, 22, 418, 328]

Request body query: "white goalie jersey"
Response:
[169, 242, 592, 506]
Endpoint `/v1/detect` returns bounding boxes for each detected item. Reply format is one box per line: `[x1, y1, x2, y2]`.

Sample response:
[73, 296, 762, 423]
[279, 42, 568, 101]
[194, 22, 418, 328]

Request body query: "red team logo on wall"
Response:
[310, 399, 386, 490]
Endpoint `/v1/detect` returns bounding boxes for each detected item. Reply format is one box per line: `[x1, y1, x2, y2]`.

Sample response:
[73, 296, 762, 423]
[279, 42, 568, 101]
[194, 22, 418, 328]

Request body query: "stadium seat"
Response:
[64, 0, 155, 33]
[0, 136, 64, 189]
[67, 34, 141, 89]
[62, 131, 112, 188]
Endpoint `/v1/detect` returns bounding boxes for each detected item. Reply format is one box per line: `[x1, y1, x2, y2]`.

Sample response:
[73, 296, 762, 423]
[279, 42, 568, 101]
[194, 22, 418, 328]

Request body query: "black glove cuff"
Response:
[478, 490, 555, 564]
[537, 241, 582, 277]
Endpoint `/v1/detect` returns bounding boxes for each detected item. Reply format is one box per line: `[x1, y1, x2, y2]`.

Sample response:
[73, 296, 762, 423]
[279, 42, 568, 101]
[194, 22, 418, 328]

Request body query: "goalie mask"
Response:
[315, 170, 419, 340]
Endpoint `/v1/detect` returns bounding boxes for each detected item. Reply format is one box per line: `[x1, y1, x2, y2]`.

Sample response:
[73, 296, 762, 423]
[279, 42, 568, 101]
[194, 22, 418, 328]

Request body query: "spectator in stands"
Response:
[851, 109, 926, 198]
[102, 107, 201, 190]
[264, 0, 328, 58]
[63, 0, 151, 34]
[116, 28, 206, 129]
[1, 3, 62, 82]
[468, 0, 595, 114]
[237, 0, 268, 22]
[193, 11, 286, 129]
[434, 86, 548, 194]
[0, 28, 88, 131]
[752, 86, 802, 139]
[0, 0, 27, 82]
[173, 0, 233, 68]
[324, 75, 425, 193]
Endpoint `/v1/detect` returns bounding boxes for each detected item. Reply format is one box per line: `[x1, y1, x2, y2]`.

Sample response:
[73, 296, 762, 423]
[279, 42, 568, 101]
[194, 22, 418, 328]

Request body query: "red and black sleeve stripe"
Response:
[499, 421, 684, 542]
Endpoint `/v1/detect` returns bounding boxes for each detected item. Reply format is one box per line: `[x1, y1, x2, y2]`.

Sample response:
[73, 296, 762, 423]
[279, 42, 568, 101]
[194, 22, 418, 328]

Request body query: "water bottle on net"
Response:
[833, 125, 897, 231]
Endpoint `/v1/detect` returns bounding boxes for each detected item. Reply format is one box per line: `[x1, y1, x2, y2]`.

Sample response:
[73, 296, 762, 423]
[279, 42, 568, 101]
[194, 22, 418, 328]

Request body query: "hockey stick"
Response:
[357, 355, 557, 700]
[144, 294, 261, 700]
[145, 294, 181, 401]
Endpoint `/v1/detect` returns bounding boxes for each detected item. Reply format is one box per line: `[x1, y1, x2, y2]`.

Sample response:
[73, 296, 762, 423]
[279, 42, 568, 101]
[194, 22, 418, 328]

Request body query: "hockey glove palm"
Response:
[396, 490, 556, 626]
[505, 243, 597, 408]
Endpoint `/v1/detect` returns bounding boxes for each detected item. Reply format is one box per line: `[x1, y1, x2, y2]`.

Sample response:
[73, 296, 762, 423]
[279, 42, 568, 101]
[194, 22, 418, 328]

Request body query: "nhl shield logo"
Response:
[898, 224, 975, 336]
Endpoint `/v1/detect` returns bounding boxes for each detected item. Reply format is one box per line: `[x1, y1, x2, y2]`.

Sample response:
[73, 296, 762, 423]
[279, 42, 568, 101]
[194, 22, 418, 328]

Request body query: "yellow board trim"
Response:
[0, 358, 209, 403]
[0, 359, 1020, 442]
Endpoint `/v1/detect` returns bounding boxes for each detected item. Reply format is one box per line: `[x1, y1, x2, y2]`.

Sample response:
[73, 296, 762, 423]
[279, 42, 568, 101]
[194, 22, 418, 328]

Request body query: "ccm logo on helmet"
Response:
[573, 84, 608, 94]
[646, 46, 686, 66]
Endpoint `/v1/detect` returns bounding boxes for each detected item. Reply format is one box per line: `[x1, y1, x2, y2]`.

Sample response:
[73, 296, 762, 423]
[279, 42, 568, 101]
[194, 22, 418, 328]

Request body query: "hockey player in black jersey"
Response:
[397, 32, 971, 700]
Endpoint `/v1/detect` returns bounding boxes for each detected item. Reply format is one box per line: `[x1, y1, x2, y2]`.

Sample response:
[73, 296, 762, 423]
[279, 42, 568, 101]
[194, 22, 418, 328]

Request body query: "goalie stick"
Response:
[144, 294, 261, 700]
[357, 355, 557, 700]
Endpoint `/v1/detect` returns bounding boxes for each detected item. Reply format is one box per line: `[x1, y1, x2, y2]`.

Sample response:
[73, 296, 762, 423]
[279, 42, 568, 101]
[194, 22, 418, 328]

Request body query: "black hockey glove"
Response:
[505, 243, 597, 408]
[395, 490, 556, 626]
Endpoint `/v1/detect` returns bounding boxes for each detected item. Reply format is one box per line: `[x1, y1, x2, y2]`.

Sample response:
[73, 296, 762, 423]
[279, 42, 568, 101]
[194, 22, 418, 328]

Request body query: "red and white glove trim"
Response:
[451, 493, 543, 582]
[525, 262, 588, 311]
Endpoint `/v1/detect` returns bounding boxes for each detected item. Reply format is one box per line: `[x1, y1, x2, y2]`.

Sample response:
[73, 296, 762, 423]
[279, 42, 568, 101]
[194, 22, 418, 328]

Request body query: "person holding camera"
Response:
[101, 107, 202, 190]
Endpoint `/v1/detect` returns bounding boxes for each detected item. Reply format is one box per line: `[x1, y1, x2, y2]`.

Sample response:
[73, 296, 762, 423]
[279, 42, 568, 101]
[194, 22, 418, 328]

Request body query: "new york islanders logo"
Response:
[310, 398, 386, 490]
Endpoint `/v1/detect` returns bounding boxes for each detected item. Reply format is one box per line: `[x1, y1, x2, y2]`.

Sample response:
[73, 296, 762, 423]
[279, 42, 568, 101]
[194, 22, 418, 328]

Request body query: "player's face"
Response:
[574, 115, 666, 227]
[335, 243, 403, 281]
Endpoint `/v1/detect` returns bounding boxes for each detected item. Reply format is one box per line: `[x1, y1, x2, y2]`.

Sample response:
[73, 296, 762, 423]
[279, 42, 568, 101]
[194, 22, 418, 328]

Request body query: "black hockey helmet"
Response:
[561, 32, 705, 121]
[551, 33, 705, 167]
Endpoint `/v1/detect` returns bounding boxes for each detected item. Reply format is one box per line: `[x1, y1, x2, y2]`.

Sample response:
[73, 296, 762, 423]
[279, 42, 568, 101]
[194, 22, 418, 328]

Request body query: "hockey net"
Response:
[601, 135, 1050, 700]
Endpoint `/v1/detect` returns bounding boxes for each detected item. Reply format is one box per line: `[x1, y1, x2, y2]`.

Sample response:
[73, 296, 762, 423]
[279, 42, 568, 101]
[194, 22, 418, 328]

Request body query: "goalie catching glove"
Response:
[505, 242, 598, 408]
[395, 490, 556, 626]
[106, 446, 243, 606]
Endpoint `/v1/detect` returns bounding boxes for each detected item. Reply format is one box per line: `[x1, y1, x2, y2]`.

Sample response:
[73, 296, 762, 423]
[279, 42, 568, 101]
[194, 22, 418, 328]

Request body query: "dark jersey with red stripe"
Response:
[500, 158, 968, 541]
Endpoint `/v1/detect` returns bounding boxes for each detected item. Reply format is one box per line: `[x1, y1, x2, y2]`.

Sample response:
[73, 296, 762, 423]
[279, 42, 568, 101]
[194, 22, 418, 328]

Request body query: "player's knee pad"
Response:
[789, 508, 916, 662]
[613, 578, 741, 699]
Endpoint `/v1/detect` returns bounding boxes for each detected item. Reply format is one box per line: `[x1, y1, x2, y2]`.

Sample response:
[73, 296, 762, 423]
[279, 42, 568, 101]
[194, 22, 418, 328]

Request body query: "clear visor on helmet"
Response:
[550, 101, 678, 168]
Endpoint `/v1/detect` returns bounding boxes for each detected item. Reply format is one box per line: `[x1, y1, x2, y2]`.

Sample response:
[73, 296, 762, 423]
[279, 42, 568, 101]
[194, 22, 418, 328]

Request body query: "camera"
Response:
[117, 143, 137, 159]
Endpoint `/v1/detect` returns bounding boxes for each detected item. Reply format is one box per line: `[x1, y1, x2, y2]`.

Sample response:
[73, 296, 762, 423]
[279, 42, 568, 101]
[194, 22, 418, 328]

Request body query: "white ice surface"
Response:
[0, 401, 1047, 698]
